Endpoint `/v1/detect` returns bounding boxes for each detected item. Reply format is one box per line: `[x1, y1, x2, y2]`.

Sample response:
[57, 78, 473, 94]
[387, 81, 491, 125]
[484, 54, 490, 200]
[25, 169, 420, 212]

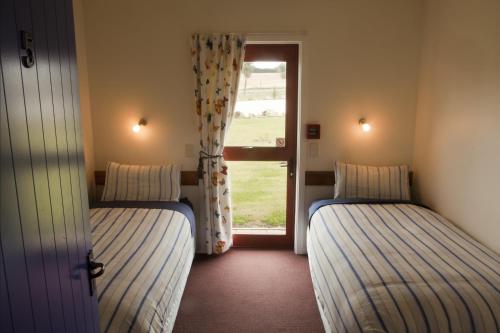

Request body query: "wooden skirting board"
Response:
[94, 170, 199, 186]
[305, 171, 413, 186]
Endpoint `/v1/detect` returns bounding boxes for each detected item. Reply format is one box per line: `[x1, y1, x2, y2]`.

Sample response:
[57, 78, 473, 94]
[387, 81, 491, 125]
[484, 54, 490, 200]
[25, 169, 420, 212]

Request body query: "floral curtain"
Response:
[191, 34, 246, 254]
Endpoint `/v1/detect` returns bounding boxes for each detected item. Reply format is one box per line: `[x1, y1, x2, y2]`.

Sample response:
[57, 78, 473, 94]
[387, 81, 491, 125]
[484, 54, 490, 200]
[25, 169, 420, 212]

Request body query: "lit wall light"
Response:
[359, 118, 371, 132]
[132, 118, 147, 133]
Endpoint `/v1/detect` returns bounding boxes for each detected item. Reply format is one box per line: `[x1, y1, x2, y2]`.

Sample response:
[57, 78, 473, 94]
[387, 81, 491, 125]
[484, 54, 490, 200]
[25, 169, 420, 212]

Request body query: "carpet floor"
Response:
[173, 249, 324, 333]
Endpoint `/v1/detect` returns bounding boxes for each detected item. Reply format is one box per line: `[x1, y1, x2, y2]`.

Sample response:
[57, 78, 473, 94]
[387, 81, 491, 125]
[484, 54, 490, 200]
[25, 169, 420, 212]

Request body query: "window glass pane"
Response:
[226, 61, 286, 147]
[227, 161, 286, 235]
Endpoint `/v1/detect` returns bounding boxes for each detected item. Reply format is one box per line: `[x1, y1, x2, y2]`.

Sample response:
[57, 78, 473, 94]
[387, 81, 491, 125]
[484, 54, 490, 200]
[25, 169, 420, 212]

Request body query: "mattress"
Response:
[90, 203, 195, 333]
[308, 201, 499, 332]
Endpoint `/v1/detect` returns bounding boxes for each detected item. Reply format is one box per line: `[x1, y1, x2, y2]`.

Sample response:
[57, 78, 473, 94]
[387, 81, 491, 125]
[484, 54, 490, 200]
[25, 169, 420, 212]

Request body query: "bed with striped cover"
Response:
[90, 204, 195, 333]
[308, 201, 499, 333]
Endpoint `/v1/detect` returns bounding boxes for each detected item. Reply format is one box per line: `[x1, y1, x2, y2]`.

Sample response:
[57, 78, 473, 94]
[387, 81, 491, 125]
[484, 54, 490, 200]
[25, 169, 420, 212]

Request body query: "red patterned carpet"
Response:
[174, 249, 324, 333]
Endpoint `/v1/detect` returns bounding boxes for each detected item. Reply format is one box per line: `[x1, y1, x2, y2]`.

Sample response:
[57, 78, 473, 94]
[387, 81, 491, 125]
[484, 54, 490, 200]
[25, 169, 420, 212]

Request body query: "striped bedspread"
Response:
[308, 203, 500, 332]
[90, 207, 195, 333]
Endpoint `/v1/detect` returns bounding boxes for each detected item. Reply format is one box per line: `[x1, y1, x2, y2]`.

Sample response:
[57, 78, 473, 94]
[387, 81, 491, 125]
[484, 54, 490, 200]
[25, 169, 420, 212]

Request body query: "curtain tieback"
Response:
[197, 151, 223, 178]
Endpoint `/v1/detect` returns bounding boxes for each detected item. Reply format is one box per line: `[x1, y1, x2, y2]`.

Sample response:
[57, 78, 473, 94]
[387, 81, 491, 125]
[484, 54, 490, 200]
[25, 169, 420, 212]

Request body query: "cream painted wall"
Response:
[79, 0, 423, 252]
[73, 0, 95, 201]
[82, 0, 421, 170]
[413, 0, 500, 253]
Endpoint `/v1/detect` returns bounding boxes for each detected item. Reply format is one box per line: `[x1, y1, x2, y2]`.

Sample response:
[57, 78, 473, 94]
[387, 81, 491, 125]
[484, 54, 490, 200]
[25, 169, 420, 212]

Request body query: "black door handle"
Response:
[87, 250, 104, 296]
[89, 261, 104, 279]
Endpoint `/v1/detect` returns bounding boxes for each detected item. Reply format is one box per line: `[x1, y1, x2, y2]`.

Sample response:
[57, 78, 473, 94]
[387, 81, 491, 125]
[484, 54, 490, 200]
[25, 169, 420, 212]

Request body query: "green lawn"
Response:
[226, 116, 285, 147]
[226, 115, 287, 229]
[227, 161, 286, 228]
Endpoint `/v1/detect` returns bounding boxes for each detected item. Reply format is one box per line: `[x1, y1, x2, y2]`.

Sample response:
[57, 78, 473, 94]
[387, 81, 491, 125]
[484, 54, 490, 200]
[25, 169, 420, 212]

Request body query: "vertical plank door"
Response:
[0, 0, 99, 331]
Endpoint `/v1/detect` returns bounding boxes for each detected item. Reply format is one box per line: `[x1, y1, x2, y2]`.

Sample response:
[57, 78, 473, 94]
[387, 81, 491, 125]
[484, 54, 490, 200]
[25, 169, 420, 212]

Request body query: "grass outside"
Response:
[226, 116, 285, 147]
[227, 69, 287, 229]
[228, 161, 286, 228]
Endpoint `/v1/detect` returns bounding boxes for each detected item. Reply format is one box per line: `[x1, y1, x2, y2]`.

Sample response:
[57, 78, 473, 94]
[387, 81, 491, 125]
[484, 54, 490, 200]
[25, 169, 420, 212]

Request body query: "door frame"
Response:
[224, 44, 299, 248]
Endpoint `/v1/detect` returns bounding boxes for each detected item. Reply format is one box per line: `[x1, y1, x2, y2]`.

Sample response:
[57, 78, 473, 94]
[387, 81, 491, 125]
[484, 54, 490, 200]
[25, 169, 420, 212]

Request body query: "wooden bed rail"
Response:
[94, 170, 199, 186]
[305, 171, 413, 186]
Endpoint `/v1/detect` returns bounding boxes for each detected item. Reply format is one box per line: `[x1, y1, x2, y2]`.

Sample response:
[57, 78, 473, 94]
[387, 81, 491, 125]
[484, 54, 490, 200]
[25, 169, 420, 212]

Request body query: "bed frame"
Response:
[94, 170, 199, 186]
[305, 171, 413, 186]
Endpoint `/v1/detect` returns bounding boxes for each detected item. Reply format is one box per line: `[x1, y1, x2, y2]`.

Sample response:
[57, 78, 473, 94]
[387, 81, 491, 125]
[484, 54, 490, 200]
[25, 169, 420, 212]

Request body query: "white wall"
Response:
[73, 0, 95, 201]
[413, 0, 500, 253]
[78, 0, 423, 252]
[82, 0, 421, 171]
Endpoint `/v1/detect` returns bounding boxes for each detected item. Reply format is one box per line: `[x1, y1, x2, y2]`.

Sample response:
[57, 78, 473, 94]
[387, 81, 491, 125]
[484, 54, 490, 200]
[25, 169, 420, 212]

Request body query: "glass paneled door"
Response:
[225, 44, 298, 248]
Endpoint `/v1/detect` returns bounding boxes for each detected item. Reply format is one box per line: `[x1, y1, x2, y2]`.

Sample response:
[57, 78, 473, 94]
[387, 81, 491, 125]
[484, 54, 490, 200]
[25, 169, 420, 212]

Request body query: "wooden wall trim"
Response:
[94, 170, 199, 186]
[181, 171, 199, 186]
[304, 171, 336, 186]
[97, 170, 412, 187]
[305, 171, 414, 186]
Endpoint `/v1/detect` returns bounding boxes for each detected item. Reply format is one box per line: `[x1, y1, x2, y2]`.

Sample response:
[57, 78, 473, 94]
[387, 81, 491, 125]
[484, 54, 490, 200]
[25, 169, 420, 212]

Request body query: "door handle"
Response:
[288, 158, 295, 178]
[87, 250, 104, 296]
[89, 261, 104, 279]
[280, 158, 295, 177]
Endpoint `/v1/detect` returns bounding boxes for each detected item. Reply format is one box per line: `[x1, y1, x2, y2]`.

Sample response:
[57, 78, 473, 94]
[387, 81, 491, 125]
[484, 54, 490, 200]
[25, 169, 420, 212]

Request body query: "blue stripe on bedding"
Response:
[318, 208, 389, 331]
[309, 243, 349, 332]
[97, 210, 169, 302]
[407, 206, 500, 275]
[339, 207, 416, 333]
[405, 206, 500, 280]
[371, 205, 477, 332]
[394, 206, 499, 293]
[147, 239, 191, 331]
[103, 215, 182, 332]
[352, 205, 452, 332]
[92, 200, 195, 236]
[309, 198, 413, 220]
[94, 209, 139, 257]
[309, 224, 364, 332]
[126, 232, 190, 332]
[95, 210, 154, 260]
[91, 206, 194, 333]
[91, 208, 115, 232]
[155, 249, 192, 330]
[382, 206, 498, 332]
[93, 209, 130, 246]
[307, 202, 500, 333]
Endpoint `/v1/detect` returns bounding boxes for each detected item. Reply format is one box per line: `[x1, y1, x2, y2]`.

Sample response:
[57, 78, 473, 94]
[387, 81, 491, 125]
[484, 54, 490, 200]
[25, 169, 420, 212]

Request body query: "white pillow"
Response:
[101, 162, 181, 202]
[334, 162, 410, 201]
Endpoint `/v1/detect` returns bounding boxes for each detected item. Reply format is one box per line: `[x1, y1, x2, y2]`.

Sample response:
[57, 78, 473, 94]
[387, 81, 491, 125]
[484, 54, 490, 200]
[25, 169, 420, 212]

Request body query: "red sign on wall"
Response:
[306, 124, 320, 139]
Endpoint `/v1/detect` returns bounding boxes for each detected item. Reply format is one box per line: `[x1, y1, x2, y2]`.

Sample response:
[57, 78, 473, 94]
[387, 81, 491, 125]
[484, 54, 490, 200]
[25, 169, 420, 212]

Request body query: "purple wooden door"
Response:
[0, 0, 99, 331]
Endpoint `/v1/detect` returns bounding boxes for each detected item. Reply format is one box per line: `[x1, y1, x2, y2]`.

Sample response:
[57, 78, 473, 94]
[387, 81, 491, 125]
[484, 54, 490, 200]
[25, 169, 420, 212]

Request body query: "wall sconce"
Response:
[359, 118, 371, 132]
[132, 118, 147, 133]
